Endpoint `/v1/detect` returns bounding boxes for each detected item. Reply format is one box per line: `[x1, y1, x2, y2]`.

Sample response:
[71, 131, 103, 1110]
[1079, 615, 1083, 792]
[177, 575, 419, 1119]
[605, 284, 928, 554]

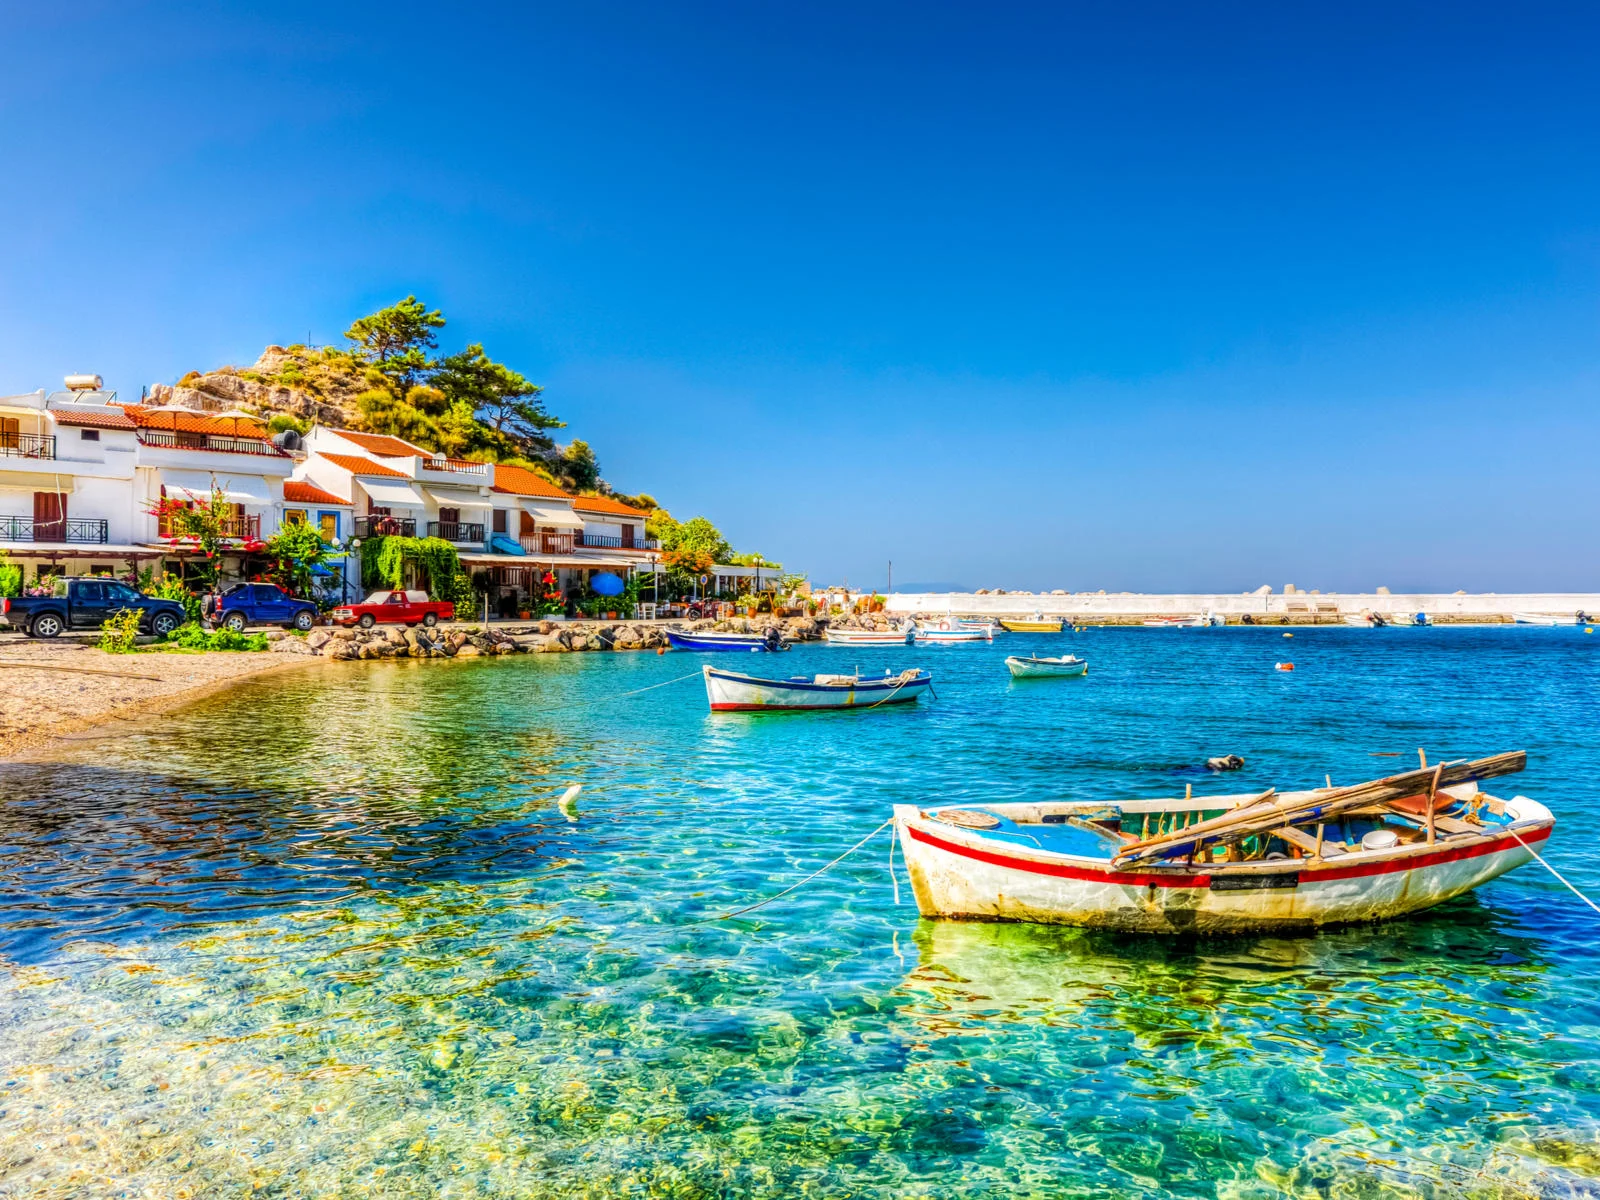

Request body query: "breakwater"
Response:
[885, 590, 1600, 623]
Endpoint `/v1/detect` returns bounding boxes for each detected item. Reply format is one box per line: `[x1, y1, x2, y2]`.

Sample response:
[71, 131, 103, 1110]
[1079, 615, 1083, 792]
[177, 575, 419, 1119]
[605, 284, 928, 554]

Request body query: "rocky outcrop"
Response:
[146, 346, 371, 426]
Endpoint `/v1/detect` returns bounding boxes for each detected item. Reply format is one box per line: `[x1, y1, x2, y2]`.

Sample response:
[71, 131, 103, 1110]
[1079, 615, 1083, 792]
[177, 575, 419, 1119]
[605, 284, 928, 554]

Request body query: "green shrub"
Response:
[98, 608, 144, 653]
[0, 563, 20, 599]
[163, 621, 269, 652]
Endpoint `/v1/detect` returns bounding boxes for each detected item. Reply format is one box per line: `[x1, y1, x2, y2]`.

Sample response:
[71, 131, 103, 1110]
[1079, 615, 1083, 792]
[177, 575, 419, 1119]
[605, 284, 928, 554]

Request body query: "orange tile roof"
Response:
[284, 480, 350, 506]
[333, 429, 428, 457]
[317, 452, 409, 478]
[51, 408, 137, 430]
[491, 463, 572, 499]
[571, 494, 648, 518]
[121, 405, 270, 437]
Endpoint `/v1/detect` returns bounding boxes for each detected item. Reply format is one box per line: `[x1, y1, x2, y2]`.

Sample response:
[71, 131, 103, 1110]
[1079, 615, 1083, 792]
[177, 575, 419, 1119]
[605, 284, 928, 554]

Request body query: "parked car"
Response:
[330, 589, 454, 629]
[0, 577, 185, 639]
[206, 582, 319, 632]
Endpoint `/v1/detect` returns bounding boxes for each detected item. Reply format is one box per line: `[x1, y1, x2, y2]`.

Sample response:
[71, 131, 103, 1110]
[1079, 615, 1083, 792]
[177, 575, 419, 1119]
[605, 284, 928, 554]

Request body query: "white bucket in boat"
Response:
[1361, 829, 1399, 851]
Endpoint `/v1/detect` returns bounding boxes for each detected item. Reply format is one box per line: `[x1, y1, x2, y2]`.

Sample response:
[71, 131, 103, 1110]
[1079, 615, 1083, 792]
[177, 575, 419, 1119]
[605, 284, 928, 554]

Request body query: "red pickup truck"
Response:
[331, 590, 455, 629]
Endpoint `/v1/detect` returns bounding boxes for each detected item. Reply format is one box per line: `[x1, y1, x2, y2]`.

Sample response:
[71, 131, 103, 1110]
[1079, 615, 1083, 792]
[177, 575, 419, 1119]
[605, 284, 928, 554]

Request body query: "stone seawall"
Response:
[883, 592, 1600, 622]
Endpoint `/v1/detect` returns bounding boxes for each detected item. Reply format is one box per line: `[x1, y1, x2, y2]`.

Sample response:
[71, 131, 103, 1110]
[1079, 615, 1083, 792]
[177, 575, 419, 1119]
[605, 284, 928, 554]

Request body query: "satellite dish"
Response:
[272, 429, 303, 451]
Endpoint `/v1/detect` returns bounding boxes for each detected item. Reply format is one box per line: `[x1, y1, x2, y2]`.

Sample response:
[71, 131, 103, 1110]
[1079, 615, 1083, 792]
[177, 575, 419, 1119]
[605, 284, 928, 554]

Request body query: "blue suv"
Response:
[207, 583, 319, 632]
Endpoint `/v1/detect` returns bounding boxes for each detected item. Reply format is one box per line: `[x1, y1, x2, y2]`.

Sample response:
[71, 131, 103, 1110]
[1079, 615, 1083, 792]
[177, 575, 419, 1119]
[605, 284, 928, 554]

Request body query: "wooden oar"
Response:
[1112, 751, 1525, 868]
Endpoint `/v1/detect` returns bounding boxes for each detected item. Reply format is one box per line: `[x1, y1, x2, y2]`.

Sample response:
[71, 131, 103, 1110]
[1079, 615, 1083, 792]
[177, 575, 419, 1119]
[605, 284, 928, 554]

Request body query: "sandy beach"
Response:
[0, 636, 324, 762]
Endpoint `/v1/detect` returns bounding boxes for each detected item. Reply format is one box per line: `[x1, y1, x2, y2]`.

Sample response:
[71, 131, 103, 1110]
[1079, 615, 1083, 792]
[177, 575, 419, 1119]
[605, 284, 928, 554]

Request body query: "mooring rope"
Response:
[557, 669, 703, 713]
[1508, 828, 1600, 917]
[696, 817, 895, 923]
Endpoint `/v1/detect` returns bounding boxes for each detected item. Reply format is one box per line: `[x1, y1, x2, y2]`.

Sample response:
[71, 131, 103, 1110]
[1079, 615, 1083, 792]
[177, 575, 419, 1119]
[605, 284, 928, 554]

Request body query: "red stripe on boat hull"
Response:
[905, 821, 1552, 889]
[710, 698, 921, 711]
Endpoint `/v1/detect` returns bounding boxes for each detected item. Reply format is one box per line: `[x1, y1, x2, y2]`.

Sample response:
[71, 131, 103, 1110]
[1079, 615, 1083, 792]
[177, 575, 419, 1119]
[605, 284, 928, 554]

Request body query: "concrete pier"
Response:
[883, 591, 1600, 624]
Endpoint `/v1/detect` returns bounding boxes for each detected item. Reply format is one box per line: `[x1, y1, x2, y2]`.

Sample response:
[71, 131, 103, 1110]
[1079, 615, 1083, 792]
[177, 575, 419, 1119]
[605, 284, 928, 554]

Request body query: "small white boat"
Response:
[1512, 612, 1578, 626]
[894, 752, 1549, 934]
[702, 664, 932, 711]
[1343, 612, 1390, 627]
[1143, 613, 1221, 628]
[1005, 654, 1087, 679]
[823, 623, 913, 645]
[915, 621, 992, 643]
[957, 617, 1002, 634]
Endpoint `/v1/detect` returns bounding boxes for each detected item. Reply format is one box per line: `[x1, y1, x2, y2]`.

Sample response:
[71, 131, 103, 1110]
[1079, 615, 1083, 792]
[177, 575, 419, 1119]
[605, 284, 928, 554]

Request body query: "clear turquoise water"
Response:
[2, 627, 1598, 1197]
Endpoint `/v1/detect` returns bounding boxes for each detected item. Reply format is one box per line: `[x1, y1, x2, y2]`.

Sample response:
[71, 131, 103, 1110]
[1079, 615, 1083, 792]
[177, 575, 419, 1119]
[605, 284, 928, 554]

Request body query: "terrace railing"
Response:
[0, 433, 56, 460]
[138, 430, 284, 456]
[428, 521, 485, 543]
[355, 516, 417, 539]
[421, 457, 492, 477]
[575, 532, 659, 551]
[159, 513, 261, 540]
[0, 516, 108, 543]
[520, 533, 574, 556]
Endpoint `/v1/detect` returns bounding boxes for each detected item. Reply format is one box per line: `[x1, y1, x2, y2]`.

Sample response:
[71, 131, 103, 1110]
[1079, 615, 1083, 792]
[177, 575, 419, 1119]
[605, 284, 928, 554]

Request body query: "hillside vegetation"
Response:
[148, 297, 778, 579]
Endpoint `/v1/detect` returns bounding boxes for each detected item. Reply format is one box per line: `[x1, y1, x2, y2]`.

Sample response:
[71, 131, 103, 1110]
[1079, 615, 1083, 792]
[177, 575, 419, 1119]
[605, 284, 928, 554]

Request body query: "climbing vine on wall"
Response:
[360, 535, 465, 600]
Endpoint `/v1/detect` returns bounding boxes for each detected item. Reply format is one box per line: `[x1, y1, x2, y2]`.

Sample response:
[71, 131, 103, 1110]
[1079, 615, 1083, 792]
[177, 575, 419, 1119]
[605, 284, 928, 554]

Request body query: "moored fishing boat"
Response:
[914, 621, 992, 643]
[1143, 613, 1221, 628]
[1344, 612, 1390, 627]
[893, 752, 1551, 933]
[958, 617, 1002, 634]
[822, 623, 914, 645]
[666, 629, 788, 652]
[703, 664, 932, 711]
[1512, 612, 1578, 626]
[999, 616, 1064, 633]
[1005, 654, 1087, 679]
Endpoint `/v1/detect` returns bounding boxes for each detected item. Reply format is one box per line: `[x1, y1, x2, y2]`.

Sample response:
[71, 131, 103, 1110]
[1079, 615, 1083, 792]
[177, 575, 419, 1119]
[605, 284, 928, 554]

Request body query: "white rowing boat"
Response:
[1005, 654, 1087, 679]
[893, 752, 1551, 934]
[822, 623, 914, 645]
[1511, 612, 1578, 626]
[1143, 613, 1222, 628]
[703, 665, 932, 711]
[915, 620, 992, 643]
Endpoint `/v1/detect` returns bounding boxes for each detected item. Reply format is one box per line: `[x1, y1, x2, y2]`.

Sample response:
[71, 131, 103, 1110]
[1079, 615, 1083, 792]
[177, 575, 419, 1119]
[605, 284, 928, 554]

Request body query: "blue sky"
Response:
[2, 3, 1596, 591]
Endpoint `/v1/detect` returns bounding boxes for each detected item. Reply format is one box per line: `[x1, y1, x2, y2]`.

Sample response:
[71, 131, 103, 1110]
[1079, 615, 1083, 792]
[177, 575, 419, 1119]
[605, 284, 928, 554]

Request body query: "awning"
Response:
[359, 479, 427, 508]
[522, 500, 583, 530]
[162, 468, 272, 506]
[0, 472, 75, 492]
[458, 553, 637, 569]
[426, 490, 492, 509]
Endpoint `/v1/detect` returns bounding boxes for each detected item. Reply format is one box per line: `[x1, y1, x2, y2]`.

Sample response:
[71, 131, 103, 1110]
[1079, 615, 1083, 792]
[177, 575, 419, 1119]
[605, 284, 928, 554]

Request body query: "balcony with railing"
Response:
[158, 513, 261, 541]
[520, 532, 574, 556]
[354, 515, 417, 538]
[420, 457, 492, 479]
[0, 433, 56, 460]
[138, 430, 285, 457]
[0, 516, 109, 544]
[574, 532, 659, 551]
[428, 520, 485, 543]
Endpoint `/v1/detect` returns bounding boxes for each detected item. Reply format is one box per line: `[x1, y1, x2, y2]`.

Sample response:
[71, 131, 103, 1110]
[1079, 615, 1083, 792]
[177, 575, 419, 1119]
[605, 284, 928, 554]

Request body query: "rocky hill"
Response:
[146, 345, 371, 427]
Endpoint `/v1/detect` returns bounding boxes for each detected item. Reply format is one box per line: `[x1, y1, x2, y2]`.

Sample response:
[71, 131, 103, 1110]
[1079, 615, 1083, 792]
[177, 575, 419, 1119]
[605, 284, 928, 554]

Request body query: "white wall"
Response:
[883, 591, 1600, 618]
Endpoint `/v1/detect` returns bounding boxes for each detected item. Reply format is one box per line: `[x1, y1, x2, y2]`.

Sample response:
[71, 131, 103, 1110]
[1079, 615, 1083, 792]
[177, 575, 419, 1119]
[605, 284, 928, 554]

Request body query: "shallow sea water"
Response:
[1, 626, 1598, 1198]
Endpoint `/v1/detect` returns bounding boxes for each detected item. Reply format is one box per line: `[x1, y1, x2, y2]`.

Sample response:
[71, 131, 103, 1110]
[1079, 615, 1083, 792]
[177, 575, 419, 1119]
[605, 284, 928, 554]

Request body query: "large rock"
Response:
[456, 643, 483, 657]
[271, 636, 318, 656]
[326, 640, 358, 660]
[306, 629, 333, 651]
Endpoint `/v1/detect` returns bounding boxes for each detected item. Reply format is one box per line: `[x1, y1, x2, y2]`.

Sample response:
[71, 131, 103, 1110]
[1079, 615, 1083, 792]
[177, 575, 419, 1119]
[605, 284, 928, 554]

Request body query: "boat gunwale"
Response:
[703, 664, 930, 691]
[900, 808, 1555, 888]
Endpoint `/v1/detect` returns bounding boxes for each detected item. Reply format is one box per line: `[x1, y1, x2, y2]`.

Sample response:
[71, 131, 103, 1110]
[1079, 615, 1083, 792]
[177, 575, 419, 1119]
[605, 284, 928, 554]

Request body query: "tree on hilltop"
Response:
[433, 344, 563, 458]
[344, 296, 446, 395]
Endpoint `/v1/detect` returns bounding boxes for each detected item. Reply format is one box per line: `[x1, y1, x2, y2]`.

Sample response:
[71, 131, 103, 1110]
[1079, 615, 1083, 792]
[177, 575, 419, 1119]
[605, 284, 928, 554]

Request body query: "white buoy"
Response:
[558, 784, 582, 821]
